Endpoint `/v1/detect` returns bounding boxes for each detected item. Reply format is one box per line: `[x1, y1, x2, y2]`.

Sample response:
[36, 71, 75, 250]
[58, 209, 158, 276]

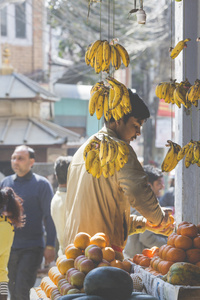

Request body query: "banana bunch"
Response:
[89, 82, 111, 120]
[170, 38, 191, 59]
[161, 140, 181, 172]
[89, 78, 131, 121]
[106, 76, 132, 120]
[186, 79, 200, 107]
[177, 141, 200, 168]
[173, 79, 192, 109]
[155, 80, 177, 104]
[83, 134, 130, 178]
[85, 39, 130, 73]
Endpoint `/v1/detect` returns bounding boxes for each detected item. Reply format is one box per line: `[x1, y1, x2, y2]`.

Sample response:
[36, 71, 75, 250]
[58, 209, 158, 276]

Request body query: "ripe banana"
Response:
[161, 140, 181, 172]
[170, 38, 191, 59]
[177, 143, 190, 161]
[90, 81, 104, 95]
[95, 93, 104, 120]
[111, 45, 121, 70]
[115, 43, 130, 67]
[117, 150, 126, 168]
[89, 153, 101, 178]
[83, 137, 100, 161]
[108, 161, 115, 177]
[94, 41, 103, 74]
[186, 79, 200, 104]
[102, 163, 109, 178]
[193, 142, 200, 162]
[106, 76, 124, 110]
[155, 82, 164, 99]
[88, 40, 102, 61]
[89, 87, 104, 116]
[103, 93, 112, 121]
[185, 146, 194, 168]
[105, 136, 118, 164]
[85, 149, 97, 172]
[102, 40, 111, 73]
[117, 140, 129, 156]
[99, 135, 108, 167]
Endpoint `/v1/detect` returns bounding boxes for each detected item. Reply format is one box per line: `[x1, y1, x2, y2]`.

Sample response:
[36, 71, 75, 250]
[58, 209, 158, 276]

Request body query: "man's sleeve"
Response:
[39, 180, 56, 246]
[118, 149, 164, 226]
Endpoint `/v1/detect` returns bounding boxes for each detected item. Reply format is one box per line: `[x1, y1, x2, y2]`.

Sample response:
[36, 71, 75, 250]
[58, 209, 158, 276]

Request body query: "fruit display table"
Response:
[131, 262, 200, 300]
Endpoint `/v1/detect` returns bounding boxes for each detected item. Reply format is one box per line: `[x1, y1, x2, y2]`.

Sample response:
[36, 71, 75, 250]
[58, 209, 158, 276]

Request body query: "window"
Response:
[15, 2, 26, 38]
[1, 7, 7, 36]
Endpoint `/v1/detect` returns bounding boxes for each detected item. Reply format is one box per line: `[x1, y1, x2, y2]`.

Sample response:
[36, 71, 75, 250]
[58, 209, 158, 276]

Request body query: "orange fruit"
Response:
[94, 232, 110, 246]
[65, 246, 83, 259]
[56, 255, 67, 267]
[52, 273, 65, 285]
[110, 259, 124, 269]
[57, 258, 74, 275]
[90, 235, 107, 248]
[102, 247, 115, 262]
[122, 260, 132, 273]
[74, 232, 91, 250]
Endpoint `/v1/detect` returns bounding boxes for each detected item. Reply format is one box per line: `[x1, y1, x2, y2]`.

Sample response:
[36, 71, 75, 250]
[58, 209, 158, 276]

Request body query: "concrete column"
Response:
[175, 0, 200, 225]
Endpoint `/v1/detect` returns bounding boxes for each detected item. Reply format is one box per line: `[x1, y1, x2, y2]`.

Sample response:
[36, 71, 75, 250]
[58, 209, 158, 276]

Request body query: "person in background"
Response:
[51, 156, 73, 256]
[143, 164, 165, 201]
[0, 187, 24, 300]
[159, 175, 175, 209]
[0, 145, 56, 300]
[124, 165, 167, 259]
[62, 90, 174, 259]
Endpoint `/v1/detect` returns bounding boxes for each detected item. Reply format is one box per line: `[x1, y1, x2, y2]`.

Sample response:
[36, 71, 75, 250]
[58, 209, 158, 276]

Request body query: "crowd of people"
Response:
[0, 90, 175, 300]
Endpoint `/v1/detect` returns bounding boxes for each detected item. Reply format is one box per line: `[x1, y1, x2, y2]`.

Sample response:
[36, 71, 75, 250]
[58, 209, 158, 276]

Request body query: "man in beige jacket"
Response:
[62, 90, 174, 256]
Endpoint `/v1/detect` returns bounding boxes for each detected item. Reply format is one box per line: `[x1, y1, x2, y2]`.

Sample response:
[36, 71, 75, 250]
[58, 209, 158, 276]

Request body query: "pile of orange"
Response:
[132, 222, 200, 276]
[35, 231, 132, 299]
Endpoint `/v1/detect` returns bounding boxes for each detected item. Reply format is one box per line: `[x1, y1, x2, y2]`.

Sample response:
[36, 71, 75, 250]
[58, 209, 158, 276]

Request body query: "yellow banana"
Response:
[114, 159, 121, 172]
[173, 89, 182, 108]
[161, 82, 170, 102]
[117, 140, 129, 156]
[90, 81, 104, 95]
[108, 161, 115, 177]
[102, 40, 111, 73]
[111, 108, 121, 121]
[177, 143, 190, 161]
[105, 136, 118, 164]
[90, 56, 95, 68]
[186, 79, 200, 102]
[89, 154, 101, 178]
[94, 41, 103, 74]
[88, 40, 102, 61]
[95, 93, 104, 120]
[170, 38, 191, 59]
[85, 149, 97, 172]
[102, 163, 109, 178]
[85, 47, 91, 65]
[106, 77, 124, 110]
[161, 140, 181, 172]
[174, 84, 187, 107]
[155, 82, 164, 99]
[96, 165, 102, 179]
[89, 87, 104, 116]
[99, 135, 108, 167]
[111, 45, 121, 70]
[83, 137, 100, 161]
[193, 142, 200, 162]
[185, 146, 194, 168]
[168, 82, 176, 104]
[115, 43, 130, 67]
[115, 103, 124, 119]
[103, 93, 112, 121]
[117, 150, 126, 168]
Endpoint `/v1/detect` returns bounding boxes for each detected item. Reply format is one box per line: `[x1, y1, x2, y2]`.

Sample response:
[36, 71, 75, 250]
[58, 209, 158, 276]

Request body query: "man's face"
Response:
[115, 116, 144, 144]
[11, 147, 35, 177]
[150, 177, 164, 198]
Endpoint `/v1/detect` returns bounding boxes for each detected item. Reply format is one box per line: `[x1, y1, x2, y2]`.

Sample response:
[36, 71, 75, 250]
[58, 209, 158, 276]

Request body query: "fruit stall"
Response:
[32, 0, 200, 299]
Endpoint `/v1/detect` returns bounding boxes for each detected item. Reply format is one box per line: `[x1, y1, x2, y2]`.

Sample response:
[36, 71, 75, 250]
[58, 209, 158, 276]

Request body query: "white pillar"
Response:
[175, 0, 200, 225]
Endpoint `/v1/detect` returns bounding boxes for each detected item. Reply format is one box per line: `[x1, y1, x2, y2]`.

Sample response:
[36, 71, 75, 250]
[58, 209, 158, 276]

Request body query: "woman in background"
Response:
[0, 187, 24, 300]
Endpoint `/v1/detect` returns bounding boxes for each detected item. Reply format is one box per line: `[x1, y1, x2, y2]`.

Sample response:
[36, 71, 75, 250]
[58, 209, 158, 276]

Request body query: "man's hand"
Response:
[146, 208, 175, 236]
[44, 246, 56, 265]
